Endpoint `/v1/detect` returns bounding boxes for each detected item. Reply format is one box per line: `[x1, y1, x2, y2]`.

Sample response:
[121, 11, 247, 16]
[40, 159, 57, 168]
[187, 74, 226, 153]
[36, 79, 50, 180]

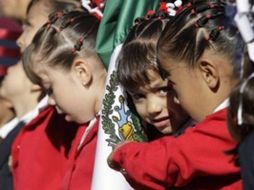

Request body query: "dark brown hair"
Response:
[117, 15, 169, 93]
[228, 56, 254, 142]
[157, 0, 244, 79]
[23, 10, 100, 85]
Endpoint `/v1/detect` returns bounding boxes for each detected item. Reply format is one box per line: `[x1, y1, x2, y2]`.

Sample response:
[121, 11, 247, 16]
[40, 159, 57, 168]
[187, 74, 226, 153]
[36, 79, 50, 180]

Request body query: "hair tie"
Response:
[208, 2, 215, 8]
[208, 26, 224, 41]
[191, 8, 197, 15]
[60, 17, 75, 31]
[73, 36, 85, 52]
[46, 11, 64, 31]
[159, 2, 168, 14]
[160, 0, 183, 17]
[46, 21, 52, 29]
[50, 24, 61, 33]
[48, 11, 63, 23]
[145, 10, 156, 19]
[187, 2, 192, 8]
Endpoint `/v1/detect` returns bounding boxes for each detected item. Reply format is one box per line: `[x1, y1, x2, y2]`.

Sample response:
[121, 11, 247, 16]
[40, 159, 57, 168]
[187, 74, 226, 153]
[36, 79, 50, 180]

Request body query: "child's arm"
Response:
[108, 114, 240, 189]
[108, 137, 177, 190]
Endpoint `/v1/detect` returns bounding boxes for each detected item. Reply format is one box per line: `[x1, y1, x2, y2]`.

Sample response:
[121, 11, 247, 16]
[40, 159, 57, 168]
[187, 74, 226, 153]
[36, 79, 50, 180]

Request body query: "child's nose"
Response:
[48, 96, 56, 106]
[147, 98, 162, 116]
[16, 34, 25, 52]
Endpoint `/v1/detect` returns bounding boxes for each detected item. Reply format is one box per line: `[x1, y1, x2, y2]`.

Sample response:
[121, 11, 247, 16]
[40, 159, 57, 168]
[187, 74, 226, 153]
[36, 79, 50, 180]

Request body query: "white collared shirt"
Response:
[213, 98, 229, 113]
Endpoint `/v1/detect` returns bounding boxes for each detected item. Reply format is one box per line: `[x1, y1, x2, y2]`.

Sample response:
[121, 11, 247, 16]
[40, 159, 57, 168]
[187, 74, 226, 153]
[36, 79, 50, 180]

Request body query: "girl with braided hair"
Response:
[108, 0, 243, 189]
[9, 1, 86, 190]
[22, 10, 106, 190]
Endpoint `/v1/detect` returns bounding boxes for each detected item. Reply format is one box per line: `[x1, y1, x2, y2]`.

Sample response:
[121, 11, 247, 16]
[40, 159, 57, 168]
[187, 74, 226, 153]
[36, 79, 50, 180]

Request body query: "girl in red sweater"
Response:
[22, 10, 106, 190]
[108, 0, 243, 189]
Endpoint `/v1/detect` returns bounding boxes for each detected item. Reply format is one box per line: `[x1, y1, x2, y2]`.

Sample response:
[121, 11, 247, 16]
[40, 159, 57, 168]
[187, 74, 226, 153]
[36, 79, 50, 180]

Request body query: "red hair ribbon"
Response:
[81, 0, 105, 20]
[160, 0, 183, 16]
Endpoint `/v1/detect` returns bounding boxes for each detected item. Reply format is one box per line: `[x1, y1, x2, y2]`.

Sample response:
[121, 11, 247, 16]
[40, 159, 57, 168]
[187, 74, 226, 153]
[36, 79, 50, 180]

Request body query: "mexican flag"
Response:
[91, 0, 160, 189]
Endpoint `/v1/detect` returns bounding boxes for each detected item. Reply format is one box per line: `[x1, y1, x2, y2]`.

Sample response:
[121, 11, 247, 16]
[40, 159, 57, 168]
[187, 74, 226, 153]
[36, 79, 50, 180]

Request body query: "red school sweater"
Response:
[12, 106, 85, 190]
[111, 108, 242, 190]
[61, 116, 99, 190]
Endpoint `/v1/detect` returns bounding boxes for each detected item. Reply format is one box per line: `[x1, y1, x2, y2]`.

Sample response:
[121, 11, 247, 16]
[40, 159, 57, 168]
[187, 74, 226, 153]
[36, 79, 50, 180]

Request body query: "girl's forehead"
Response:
[28, 2, 48, 21]
[137, 72, 167, 91]
[159, 59, 178, 74]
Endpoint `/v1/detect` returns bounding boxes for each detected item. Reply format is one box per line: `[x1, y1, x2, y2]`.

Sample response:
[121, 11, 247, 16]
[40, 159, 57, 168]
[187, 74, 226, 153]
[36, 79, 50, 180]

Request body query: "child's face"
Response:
[129, 69, 188, 134]
[159, 58, 209, 122]
[33, 64, 95, 124]
[0, 62, 33, 102]
[17, 0, 49, 52]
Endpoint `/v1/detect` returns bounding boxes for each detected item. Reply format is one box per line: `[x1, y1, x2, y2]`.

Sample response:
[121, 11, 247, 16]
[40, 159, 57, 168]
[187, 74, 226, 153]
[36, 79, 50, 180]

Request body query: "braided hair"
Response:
[157, 0, 244, 78]
[23, 10, 100, 85]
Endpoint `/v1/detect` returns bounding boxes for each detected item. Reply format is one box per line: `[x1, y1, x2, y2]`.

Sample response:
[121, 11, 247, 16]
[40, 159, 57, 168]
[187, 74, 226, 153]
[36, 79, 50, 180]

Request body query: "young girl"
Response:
[116, 14, 190, 139]
[0, 60, 47, 190]
[10, 1, 84, 190]
[108, 1, 243, 189]
[228, 70, 254, 190]
[22, 10, 106, 190]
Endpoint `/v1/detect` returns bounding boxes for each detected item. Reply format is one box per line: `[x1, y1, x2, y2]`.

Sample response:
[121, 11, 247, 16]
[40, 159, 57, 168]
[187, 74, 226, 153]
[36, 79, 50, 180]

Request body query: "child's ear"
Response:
[198, 59, 219, 91]
[73, 58, 92, 87]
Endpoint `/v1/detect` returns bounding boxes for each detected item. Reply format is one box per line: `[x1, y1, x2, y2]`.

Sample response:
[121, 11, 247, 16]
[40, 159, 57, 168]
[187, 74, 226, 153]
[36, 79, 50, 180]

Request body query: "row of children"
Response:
[0, 0, 253, 189]
[0, 0, 91, 190]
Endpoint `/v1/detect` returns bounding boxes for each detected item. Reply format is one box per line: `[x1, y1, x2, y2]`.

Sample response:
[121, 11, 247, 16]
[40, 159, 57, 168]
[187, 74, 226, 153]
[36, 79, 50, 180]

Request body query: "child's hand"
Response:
[107, 141, 132, 172]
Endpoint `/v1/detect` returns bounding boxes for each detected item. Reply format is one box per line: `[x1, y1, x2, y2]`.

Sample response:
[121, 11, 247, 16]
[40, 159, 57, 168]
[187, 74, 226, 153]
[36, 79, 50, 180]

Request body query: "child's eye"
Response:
[158, 86, 172, 96]
[131, 93, 145, 101]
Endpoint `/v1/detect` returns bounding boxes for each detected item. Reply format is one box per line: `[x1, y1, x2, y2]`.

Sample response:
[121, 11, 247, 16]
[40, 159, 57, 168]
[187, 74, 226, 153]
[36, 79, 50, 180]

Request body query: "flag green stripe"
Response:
[96, 0, 160, 69]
